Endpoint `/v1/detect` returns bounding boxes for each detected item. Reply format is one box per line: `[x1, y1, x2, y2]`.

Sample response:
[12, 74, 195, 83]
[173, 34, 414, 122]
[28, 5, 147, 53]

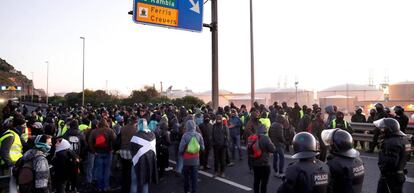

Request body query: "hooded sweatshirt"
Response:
[179, 120, 205, 166]
[52, 139, 79, 182]
[325, 106, 336, 128]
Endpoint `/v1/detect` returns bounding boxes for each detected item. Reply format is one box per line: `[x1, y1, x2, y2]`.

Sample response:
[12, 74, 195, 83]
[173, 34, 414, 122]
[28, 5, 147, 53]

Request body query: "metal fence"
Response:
[351, 122, 414, 143]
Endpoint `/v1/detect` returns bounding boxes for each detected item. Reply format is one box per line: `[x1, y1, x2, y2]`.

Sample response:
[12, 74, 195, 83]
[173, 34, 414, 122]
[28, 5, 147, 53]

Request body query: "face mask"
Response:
[35, 143, 51, 153]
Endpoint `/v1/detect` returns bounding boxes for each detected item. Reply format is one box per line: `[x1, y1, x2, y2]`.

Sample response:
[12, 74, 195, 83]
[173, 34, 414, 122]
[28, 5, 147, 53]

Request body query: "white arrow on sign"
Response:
[189, 0, 200, 14]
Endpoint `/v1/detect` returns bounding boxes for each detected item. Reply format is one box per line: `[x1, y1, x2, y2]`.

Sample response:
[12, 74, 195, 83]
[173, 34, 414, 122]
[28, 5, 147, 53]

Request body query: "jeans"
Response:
[130, 168, 148, 193]
[86, 152, 95, 183]
[183, 165, 199, 193]
[121, 158, 132, 193]
[176, 154, 184, 173]
[94, 152, 113, 190]
[272, 146, 285, 173]
[230, 135, 242, 160]
[253, 165, 270, 193]
[131, 167, 137, 193]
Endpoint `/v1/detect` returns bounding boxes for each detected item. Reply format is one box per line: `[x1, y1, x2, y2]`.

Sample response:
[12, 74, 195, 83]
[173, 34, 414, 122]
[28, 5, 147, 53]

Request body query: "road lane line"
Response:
[168, 160, 252, 191]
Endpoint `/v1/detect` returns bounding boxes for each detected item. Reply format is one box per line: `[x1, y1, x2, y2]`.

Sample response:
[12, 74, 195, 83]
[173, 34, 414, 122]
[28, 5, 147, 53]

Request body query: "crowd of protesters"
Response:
[0, 99, 412, 193]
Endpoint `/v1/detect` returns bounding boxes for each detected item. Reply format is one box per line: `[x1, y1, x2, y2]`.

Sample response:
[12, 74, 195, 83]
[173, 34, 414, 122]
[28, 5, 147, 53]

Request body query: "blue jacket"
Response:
[229, 116, 242, 137]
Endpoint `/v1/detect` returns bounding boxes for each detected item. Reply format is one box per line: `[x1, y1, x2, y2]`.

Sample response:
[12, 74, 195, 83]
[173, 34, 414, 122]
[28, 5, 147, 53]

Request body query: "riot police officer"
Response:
[393, 106, 409, 134]
[322, 129, 364, 193]
[277, 132, 330, 193]
[374, 118, 411, 193]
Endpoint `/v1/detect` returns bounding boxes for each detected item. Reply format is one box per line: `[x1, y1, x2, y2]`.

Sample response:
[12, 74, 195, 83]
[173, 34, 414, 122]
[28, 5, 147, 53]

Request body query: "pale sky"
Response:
[1, 0, 413, 96]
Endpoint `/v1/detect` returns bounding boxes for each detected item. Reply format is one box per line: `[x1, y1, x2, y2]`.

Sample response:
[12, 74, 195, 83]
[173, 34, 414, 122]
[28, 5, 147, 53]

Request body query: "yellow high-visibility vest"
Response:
[259, 118, 271, 134]
[21, 127, 29, 142]
[0, 130, 23, 165]
[299, 110, 304, 119]
[332, 119, 348, 129]
[79, 124, 89, 132]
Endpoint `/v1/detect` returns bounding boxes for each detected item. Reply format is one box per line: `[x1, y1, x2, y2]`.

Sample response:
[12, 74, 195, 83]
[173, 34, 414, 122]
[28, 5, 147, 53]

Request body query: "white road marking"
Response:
[168, 160, 253, 191]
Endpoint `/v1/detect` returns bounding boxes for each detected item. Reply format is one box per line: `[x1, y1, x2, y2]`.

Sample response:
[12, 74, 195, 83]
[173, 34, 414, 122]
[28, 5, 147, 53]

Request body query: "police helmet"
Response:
[373, 118, 405, 136]
[322, 129, 359, 158]
[292, 132, 319, 159]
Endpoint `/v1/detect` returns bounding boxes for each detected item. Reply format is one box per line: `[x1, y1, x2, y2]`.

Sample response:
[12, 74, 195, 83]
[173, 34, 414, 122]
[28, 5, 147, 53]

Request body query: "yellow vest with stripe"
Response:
[21, 127, 29, 142]
[332, 119, 348, 129]
[299, 110, 304, 119]
[79, 124, 89, 132]
[0, 130, 23, 165]
[240, 115, 245, 130]
[59, 125, 69, 137]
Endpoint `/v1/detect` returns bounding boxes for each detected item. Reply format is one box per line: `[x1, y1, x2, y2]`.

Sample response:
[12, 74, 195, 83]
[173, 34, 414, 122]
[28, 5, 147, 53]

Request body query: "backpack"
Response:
[186, 136, 200, 154]
[95, 133, 108, 149]
[12, 155, 43, 192]
[247, 135, 262, 158]
[67, 150, 81, 175]
[66, 135, 81, 155]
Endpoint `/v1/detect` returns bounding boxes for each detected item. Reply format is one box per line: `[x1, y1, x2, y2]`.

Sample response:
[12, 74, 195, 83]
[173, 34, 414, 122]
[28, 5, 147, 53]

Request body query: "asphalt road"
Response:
[150, 147, 414, 193]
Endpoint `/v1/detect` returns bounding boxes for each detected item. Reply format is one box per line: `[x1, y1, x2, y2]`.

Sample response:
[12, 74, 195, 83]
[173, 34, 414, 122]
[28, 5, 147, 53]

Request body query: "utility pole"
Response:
[105, 80, 108, 94]
[203, 0, 219, 110]
[211, 0, 219, 110]
[80, 37, 85, 106]
[250, 0, 255, 108]
[295, 81, 299, 103]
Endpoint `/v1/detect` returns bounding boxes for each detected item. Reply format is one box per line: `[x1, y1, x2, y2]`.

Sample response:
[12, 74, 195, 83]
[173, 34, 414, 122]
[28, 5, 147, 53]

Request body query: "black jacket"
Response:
[63, 128, 87, 158]
[252, 134, 276, 167]
[51, 150, 79, 182]
[211, 123, 229, 147]
[130, 131, 158, 188]
[268, 122, 285, 147]
[278, 159, 330, 193]
[199, 121, 213, 147]
[327, 155, 364, 193]
[378, 135, 411, 176]
[394, 114, 409, 133]
[351, 114, 366, 123]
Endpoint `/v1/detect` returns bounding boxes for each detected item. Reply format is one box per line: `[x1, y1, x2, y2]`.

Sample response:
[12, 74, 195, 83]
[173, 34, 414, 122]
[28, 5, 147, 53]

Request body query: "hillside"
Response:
[0, 58, 32, 87]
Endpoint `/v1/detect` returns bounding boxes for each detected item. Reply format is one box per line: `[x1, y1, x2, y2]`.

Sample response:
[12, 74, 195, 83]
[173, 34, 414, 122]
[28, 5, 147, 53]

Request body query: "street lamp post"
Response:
[250, 0, 255, 108]
[295, 81, 299, 103]
[46, 61, 49, 105]
[80, 37, 85, 106]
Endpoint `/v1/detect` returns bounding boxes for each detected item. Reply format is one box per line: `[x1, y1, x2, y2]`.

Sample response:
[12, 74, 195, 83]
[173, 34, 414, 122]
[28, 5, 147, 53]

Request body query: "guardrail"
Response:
[350, 122, 414, 143]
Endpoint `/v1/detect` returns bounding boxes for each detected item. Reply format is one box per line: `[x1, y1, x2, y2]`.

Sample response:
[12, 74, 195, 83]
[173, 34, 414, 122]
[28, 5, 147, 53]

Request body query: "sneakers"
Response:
[227, 162, 235, 167]
[275, 172, 285, 178]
